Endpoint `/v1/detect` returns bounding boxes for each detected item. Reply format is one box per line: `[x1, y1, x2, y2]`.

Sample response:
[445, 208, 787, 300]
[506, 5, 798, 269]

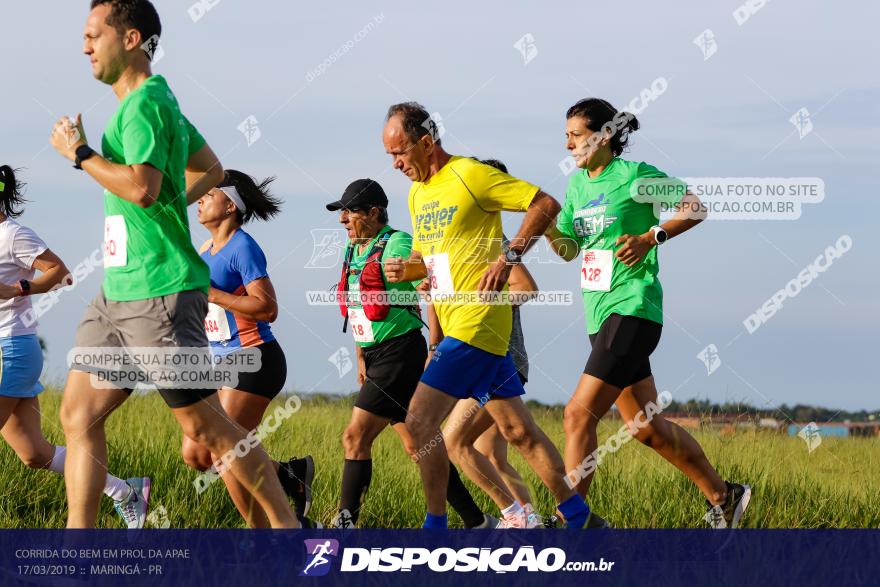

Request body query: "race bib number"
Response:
[349, 308, 375, 343]
[103, 215, 128, 268]
[204, 303, 232, 342]
[581, 249, 612, 292]
[424, 253, 454, 297]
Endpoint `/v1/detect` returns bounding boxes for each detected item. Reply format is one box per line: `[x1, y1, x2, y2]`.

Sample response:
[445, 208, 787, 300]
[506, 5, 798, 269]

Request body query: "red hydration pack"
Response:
[337, 230, 422, 332]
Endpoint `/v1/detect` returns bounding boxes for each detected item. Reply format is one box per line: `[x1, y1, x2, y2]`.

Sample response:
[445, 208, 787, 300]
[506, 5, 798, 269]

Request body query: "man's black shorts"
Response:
[356, 329, 426, 424]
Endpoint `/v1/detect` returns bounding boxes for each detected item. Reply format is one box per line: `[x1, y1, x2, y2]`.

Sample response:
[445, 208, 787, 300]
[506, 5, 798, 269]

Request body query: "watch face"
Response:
[657, 230, 668, 243]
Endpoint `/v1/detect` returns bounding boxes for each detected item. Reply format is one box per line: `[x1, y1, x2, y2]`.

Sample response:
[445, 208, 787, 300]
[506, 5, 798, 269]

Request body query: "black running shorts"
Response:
[584, 314, 662, 389]
[356, 329, 426, 424]
[232, 339, 287, 399]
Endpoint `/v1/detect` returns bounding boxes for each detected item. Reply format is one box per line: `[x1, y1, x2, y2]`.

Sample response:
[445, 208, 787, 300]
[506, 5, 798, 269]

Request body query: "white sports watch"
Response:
[650, 225, 668, 245]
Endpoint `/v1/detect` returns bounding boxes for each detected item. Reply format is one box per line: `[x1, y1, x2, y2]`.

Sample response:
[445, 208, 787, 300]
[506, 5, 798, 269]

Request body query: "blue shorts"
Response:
[0, 334, 45, 398]
[421, 337, 525, 405]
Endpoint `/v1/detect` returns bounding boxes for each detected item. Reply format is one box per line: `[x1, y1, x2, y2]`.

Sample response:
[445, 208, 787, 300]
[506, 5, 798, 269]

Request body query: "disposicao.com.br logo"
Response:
[300, 539, 340, 577]
[301, 542, 615, 575]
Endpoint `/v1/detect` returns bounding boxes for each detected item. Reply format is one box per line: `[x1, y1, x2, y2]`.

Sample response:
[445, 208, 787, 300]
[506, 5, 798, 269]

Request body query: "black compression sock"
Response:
[339, 459, 373, 525]
[446, 462, 485, 528]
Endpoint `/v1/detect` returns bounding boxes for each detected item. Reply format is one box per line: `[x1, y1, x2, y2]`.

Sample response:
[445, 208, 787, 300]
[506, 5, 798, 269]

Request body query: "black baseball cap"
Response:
[326, 179, 388, 211]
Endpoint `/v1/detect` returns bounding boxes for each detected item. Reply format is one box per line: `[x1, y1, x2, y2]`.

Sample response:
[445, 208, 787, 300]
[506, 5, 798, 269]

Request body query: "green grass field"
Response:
[1, 391, 877, 528]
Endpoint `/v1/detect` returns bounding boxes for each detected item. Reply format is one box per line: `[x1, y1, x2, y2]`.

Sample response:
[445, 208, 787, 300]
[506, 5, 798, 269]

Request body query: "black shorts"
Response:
[232, 339, 287, 400]
[585, 314, 662, 389]
[356, 329, 426, 424]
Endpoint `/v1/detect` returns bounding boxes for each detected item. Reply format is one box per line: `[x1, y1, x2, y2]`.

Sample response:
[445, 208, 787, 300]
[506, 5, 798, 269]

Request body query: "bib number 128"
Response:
[581, 249, 612, 292]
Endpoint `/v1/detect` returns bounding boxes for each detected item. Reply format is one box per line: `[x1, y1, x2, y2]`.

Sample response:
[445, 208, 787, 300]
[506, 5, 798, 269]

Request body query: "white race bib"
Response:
[349, 308, 375, 343]
[103, 215, 128, 268]
[581, 249, 612, 292]
[204, 302, 232, 342]
[424, 253, 454, 297]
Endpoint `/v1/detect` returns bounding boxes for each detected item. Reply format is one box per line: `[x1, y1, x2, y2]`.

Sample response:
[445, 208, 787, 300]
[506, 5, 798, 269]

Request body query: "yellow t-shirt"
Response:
[408, 156, 540, 355]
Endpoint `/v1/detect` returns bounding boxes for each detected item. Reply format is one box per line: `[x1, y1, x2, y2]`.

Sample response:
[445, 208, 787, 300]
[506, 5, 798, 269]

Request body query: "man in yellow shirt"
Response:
[383, 102, 591, 529]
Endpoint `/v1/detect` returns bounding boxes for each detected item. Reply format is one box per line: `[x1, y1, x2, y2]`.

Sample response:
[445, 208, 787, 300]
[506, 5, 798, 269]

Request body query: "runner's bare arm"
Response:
[425, 302, 443, 368]
[508, 264, 539, 306]
[479, 191, 561, 293]
[0, 249, 71, 299]
[508, 191, 561, 255]
[384, 251, 427, 283]
[544, 223, 580, 262]
[208, 277, 279, 322]
[50, 114, 164, 208]
[356, 345, 366, 386]
[615, 192, 705, 267]
[81, 159, 162, 208]
[185, 144, 224, 205]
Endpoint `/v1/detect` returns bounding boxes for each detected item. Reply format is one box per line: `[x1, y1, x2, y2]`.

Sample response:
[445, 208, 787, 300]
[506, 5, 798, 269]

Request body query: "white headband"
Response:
[219, 186, 247, 212]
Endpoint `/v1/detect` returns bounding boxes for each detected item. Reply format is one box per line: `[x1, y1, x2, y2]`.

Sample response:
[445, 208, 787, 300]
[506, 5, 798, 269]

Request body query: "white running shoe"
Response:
[496, 511, 527, 529]
[114, 477, 151, 529]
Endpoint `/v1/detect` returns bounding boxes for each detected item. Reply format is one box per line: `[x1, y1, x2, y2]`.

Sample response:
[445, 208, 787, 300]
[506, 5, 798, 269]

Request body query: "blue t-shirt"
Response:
[201, 229, 275, 355]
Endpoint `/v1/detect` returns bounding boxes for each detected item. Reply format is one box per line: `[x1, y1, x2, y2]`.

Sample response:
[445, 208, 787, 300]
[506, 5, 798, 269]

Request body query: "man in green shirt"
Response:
[326, 179, 493, 529]
[49, 0, 303, 529]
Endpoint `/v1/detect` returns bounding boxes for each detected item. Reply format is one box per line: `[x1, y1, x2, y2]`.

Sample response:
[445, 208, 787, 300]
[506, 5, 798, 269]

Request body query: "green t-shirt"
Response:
[100, 75, 210, 301]
[557, 158, 686, 334]
[346, 226, 423, 347]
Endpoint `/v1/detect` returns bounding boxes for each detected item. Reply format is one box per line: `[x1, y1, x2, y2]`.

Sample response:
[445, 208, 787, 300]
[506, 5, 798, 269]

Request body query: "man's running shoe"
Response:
[586, 512, 612, 528]
[331, 508, 355, 529]
[473, 513, 499, 529]
[704, 481, 752, 529]
[300, 516, 323, 529]
[114, 477, 151, 529]
[279, 456, 315, 518]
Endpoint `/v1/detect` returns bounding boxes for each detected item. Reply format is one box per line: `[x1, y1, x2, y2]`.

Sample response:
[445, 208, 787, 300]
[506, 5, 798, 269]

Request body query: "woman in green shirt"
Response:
[545, 98, 751, 528]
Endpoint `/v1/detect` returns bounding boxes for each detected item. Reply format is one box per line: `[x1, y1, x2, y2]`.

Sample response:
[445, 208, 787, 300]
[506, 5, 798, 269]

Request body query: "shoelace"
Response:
[118, 493, 138, 525]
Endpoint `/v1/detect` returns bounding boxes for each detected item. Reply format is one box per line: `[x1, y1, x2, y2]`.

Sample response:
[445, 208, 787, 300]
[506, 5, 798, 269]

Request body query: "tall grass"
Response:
[1, 392, 877, 528]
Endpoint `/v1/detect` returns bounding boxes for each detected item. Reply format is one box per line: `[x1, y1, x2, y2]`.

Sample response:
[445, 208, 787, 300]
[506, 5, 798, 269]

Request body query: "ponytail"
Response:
[0, 165, 26, 218]
[219, 169, 282, 225]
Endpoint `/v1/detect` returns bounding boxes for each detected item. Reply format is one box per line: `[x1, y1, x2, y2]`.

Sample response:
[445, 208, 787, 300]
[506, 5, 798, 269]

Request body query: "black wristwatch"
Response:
[18, 280, 31, 296]
[74, 144, 96, 170]
[429, 343, 439, 352]
[504, 248, 523, 265]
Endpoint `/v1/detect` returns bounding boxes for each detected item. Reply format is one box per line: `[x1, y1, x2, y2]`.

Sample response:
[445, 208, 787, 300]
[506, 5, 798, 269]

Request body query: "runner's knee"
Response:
[563, 403, 597, 435]
[60, 404, 102, 437]
[342, 425, 371, 457]
[497, 421, 531, 448]
[179, 418, 225, 453]
[181, 443, 212, 471]
[404, 412, 430, 442]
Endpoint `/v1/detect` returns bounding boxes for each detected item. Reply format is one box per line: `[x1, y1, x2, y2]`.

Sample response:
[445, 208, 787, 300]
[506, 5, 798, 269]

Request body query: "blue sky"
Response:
[1, 1, 877, 412]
